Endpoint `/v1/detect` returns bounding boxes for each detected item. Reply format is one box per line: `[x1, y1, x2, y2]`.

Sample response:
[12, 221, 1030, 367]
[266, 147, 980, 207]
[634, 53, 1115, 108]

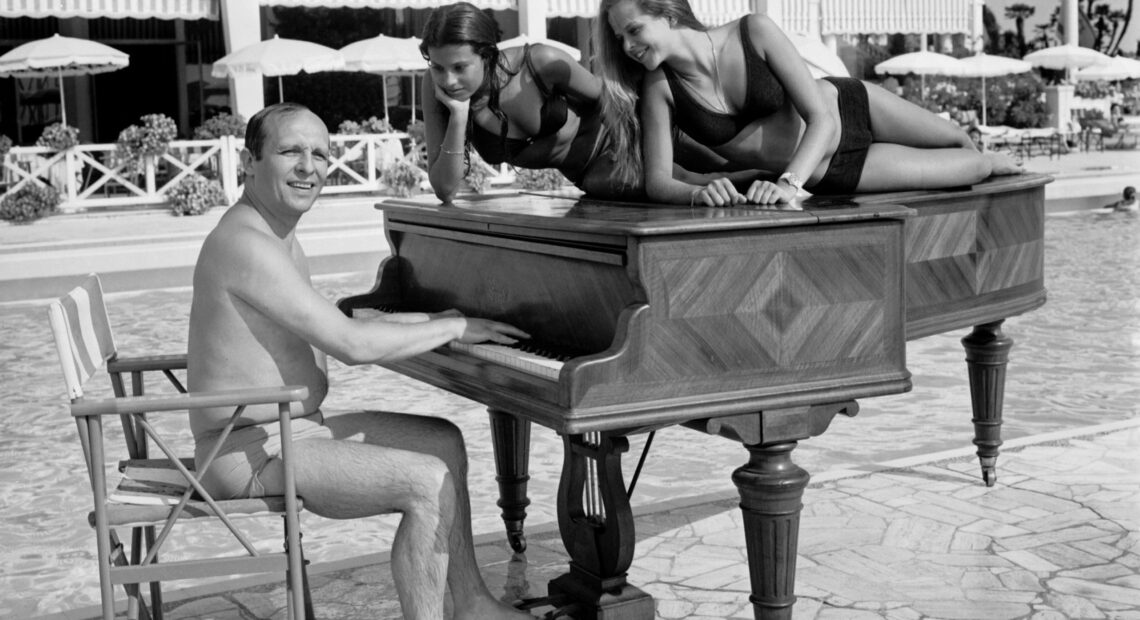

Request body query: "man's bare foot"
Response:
[455, 597, 534, 619]
[987, 152, 1024, 176]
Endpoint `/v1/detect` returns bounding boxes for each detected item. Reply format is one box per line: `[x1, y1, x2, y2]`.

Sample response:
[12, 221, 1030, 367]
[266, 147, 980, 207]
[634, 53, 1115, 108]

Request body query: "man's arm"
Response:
[212, 226, 525, 365]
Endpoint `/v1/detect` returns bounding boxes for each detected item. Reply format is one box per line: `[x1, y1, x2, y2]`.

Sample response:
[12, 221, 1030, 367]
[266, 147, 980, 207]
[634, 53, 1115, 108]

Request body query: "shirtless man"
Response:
[187, 102, 533, 619]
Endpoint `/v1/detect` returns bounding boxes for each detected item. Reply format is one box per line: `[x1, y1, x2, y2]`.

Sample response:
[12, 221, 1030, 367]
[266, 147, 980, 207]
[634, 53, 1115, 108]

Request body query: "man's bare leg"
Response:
[266, 411, 529, 618]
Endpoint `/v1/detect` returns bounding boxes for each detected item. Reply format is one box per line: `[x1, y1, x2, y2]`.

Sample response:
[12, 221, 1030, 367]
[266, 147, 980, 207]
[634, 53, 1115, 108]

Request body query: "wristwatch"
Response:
[777, 172, 804, 193]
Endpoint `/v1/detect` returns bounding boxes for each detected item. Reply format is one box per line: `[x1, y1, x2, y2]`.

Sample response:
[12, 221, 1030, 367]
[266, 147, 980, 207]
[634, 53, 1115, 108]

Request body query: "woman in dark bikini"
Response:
[595, 0, 1023, 206]
[421, 1, 740, 203]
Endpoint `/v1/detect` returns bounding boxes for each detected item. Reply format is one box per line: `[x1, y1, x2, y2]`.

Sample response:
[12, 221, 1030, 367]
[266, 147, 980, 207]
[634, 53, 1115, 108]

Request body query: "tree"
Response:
[1005, 3, 1037, 57]
[1083, 0, 1134, 55]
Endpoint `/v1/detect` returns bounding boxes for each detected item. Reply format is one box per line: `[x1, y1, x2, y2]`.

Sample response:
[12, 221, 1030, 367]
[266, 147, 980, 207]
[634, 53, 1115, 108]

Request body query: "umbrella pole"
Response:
[411, 75, 416, 123]
[278, 76, 284, 104]
[57, 70, 67, 126]
[981, 76, 987, 127]
[382, 78, 389, 121]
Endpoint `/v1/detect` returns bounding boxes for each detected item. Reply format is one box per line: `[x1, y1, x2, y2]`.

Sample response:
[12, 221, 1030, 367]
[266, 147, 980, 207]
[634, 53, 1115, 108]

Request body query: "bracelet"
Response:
[440, 147, 464, 155]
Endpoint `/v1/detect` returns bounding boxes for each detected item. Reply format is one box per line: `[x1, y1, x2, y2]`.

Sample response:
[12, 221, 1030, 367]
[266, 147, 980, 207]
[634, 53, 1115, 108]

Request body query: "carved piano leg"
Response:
[733, 440, 810, 620]
[549, 432, 654, 620]
[961, 320, 1014, 487]
[488, 408, 531, 552]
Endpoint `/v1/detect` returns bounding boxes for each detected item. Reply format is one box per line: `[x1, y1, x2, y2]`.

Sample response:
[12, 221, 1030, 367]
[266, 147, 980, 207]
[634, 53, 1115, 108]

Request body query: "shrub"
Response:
[464, 150, 492, 194]
[0, 184, 61, 223]
[165, 173, 227, 216]
[338, 116, 394, 134]
[515, 167, 569, 190]
[193, 112, 246, 139]
[116, 113, 178, 174]
[380, 158, 424, 197]
[36, 123, 79, 151]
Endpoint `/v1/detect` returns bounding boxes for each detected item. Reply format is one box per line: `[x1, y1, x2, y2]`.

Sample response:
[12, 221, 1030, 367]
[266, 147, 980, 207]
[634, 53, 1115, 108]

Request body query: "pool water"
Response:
[1, 211, 1138, 617]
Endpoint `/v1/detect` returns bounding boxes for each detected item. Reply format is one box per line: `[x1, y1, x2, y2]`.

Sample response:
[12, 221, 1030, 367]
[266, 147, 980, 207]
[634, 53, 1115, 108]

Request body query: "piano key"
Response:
[350, 307, 564, 380]
[448, 342, 564, 380]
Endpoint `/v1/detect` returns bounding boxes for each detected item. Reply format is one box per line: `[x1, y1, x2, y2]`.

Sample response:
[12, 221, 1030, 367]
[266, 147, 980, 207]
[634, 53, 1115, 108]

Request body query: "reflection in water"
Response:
[0, 212, 1137, 617]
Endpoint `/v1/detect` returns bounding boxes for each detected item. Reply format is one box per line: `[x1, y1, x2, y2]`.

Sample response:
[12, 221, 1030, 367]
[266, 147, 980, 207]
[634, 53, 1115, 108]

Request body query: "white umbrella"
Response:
[957, 53, 1033, 126]
[1024, 44, 1109, 80]
[0, 33, 129, 126]
[1074, 55, 1140, 81]
[498, 34, 581, 61]
[788, 33, 849, 79]
[874, 51, 965, 98]
[212, 35, 345, 103]
[339, 35, 425, 122]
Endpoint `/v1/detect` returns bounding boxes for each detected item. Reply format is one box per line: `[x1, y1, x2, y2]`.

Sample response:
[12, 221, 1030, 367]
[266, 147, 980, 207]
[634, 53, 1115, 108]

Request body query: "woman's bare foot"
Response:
[987, 152, 1024, 176]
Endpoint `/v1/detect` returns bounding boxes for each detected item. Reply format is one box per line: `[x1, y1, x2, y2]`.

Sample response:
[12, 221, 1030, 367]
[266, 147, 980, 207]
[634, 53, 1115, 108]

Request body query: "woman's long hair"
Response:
[594, 0, 706, 189]
[420, 2, 517, 157]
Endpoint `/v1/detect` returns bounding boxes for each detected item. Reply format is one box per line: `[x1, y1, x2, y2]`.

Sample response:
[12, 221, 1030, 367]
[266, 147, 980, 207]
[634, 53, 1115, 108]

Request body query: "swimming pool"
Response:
[1, 211, 1137, 617]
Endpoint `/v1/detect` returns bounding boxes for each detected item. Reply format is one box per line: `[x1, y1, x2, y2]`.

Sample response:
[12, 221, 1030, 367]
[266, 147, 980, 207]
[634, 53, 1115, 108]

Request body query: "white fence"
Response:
[0, 132, 465, 213]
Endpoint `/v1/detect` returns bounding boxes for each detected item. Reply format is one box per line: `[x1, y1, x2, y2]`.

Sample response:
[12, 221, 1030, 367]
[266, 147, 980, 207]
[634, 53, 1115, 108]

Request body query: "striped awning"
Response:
[262, 0, 515, 9]
[546, 0, 752, 25]
[0, 0, 218, 19]
[816, 0, 973, 35]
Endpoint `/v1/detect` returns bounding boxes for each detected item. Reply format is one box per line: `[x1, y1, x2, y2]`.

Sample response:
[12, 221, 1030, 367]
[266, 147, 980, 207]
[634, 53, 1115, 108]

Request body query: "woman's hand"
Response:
[432, 82, 470, 117]
[744, 179, 797, 205]
[692, 177, 745, 207]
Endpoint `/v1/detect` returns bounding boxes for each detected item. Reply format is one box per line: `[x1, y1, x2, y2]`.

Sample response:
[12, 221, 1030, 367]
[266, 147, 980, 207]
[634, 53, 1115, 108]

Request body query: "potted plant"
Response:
[116, 113, 178, 175]
[0, 184, 61, 223]
[165, 173, 226, 216]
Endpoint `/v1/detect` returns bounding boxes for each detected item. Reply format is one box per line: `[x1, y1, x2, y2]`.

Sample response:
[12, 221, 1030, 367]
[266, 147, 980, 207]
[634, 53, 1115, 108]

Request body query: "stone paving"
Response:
[45, 419, 1140, 620]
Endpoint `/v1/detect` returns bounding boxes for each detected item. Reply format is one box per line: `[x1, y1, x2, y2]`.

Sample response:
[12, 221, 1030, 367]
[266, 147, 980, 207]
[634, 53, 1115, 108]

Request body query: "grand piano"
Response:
[336, 173, 1048, 620]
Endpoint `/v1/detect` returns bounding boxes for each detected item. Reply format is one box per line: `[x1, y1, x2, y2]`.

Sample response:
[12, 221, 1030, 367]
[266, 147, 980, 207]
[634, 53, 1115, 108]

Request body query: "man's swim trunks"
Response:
[807, 77, 873, 195]
[196, 411, 331, 499]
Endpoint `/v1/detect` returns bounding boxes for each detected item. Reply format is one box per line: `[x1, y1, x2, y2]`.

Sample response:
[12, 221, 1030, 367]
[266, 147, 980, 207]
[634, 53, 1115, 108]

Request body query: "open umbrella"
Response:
[498, 34, 581, 61]
[874, 50, 964, 98]
[957, 53, 1033, 126]
[788, 33, 849, 79]
[1074, 55, 1140, 81]
[339, 34, 425, 121]
[1024, 44, 1109, 80]
[0, 33, 129, 126]
[211, 35, 345, 103]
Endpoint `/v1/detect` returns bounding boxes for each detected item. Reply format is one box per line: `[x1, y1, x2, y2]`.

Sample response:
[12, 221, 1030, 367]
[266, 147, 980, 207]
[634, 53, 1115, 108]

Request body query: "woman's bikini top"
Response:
[469, 45, 570, 165]
[663, 16, 787, 147]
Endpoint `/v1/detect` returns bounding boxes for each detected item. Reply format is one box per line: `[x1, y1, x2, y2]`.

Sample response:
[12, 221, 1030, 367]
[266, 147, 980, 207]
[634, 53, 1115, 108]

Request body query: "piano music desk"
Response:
[337, 172, 1049, 620]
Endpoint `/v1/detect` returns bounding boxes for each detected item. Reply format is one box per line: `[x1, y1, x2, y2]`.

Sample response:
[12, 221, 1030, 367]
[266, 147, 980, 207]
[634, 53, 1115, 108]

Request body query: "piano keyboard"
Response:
[353, 307, 565, 380]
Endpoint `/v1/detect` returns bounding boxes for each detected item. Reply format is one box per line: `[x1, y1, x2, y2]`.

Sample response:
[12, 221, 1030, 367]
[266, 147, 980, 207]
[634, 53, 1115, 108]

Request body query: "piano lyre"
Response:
[337, 173, 1049, 620]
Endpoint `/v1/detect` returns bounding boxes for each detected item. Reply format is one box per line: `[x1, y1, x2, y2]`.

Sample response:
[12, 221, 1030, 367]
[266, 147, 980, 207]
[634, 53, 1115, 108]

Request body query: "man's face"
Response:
[242, 110, 330, 217]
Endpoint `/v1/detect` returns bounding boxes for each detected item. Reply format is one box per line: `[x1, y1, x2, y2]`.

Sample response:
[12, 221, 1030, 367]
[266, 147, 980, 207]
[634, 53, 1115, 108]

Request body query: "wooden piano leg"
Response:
[488, 408, 531, 553]
[961, 320, 1014, 487]
[549, 432, 654, 620]
[733, 440, 810, 620]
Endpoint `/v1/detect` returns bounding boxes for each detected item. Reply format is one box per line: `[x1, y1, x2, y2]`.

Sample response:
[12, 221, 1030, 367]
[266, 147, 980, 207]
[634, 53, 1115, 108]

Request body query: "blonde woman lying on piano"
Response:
[188, 102, 534, 619]
[595, 0, 1024, 207]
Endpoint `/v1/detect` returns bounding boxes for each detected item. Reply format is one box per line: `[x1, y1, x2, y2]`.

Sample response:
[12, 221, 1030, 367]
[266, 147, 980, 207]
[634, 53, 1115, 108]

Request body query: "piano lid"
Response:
[377, 190, 914, 238]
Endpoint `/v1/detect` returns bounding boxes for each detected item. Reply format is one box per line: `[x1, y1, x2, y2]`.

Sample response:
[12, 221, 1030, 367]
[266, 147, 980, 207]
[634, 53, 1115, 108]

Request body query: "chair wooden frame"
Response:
[48, 274, 312, 620]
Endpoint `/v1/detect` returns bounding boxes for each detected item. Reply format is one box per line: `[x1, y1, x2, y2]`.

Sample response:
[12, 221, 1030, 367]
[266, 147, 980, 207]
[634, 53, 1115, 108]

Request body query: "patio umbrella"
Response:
[957, 53, 1033, 126]
[1074, 55, 1140, 81]
[339, 34, 424, 122]
[498, 34, 581, 61]
[1024, 44, 1109, 80]
[874, 51, 964, 98]
[788, 33, 849, 79]
[0, 33, 129, 126]
[211, 35, 345, 103]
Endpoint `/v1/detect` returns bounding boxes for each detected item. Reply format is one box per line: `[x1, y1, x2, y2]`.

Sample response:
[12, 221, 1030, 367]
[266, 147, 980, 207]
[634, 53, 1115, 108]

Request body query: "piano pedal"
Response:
[515, 593, 574, 615]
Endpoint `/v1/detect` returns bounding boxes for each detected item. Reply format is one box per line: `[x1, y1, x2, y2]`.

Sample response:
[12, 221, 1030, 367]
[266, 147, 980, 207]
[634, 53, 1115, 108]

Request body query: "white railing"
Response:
[0, 132, 426, 213]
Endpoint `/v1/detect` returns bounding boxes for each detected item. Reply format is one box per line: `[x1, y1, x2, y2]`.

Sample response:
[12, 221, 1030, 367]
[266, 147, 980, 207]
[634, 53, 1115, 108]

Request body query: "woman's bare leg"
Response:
[863, 82, 976, 149]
